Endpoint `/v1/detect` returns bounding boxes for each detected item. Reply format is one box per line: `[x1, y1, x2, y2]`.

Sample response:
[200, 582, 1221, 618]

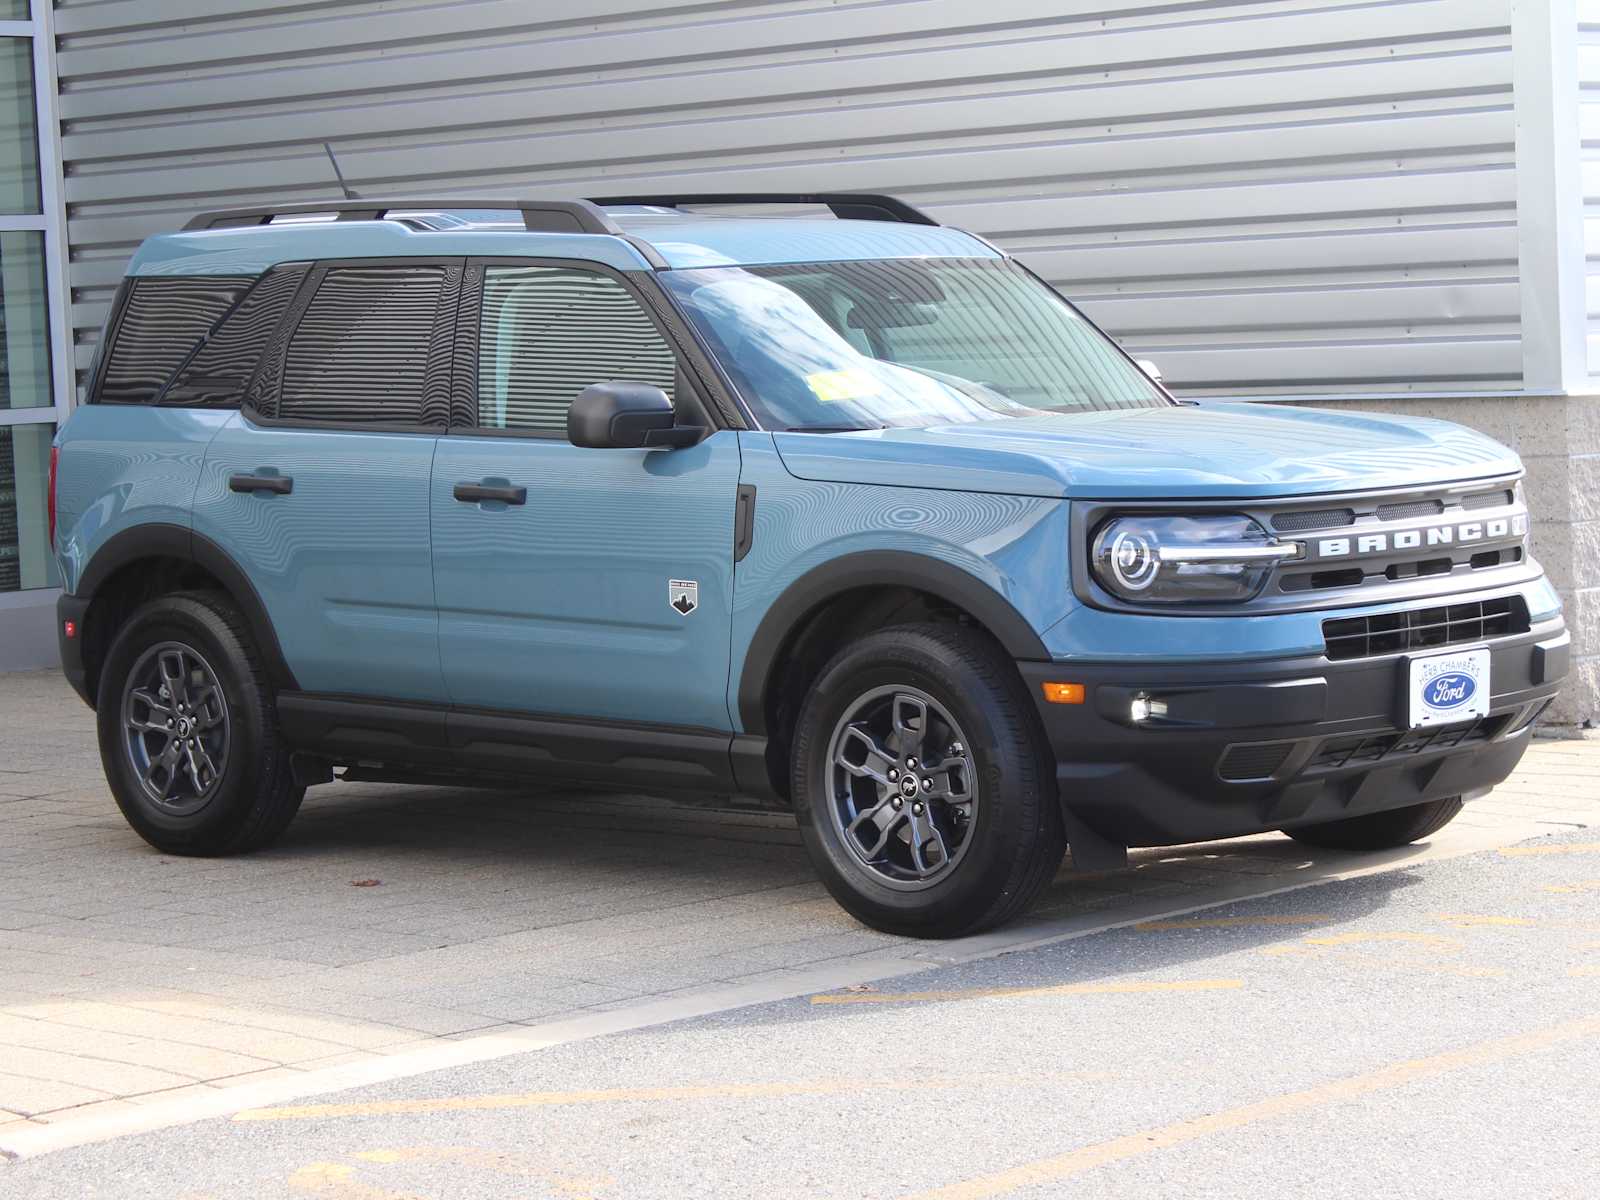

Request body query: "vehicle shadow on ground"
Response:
[255, 776, 1429, 959]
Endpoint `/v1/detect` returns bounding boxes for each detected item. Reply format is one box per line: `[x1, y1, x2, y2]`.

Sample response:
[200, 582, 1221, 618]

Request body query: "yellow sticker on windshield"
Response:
[806, 367, 881, 403]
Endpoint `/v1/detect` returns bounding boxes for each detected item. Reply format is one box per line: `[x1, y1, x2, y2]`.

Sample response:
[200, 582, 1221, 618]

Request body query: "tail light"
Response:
[47, 444, 58, 549]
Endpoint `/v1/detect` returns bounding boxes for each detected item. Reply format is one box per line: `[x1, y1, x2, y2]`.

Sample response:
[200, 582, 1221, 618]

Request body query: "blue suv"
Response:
[51, 194, 1569, 937]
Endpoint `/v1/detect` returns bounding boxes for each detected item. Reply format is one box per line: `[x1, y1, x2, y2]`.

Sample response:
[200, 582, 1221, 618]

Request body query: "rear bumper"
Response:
[57, 592, 92, 707]
[1019, 615, 1568, 848]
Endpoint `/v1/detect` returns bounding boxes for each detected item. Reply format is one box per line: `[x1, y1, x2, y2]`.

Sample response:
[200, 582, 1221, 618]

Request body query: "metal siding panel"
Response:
[59, 0, 1521, 397]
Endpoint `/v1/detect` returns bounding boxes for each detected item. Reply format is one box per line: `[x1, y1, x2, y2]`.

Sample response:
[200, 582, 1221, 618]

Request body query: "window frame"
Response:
[0, 3, 84, 601]
[246, 255, 465, 436]
[448, 256, 737, 440]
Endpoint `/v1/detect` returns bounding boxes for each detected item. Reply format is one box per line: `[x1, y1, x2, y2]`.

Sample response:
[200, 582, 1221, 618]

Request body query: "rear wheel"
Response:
[96, 591, 303, 855]
[792, 624, 1065, 938]
[1282, 796, 1464, 851]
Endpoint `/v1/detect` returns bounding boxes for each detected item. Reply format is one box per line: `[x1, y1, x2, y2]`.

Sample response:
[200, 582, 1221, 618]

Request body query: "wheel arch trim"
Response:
[75, 522, 299, 696]
[735, 549, 1049, 734]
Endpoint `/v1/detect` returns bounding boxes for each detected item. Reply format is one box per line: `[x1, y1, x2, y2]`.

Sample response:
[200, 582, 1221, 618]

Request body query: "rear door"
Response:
[430, 259, 741, 729]
[194, 258, 462, 703]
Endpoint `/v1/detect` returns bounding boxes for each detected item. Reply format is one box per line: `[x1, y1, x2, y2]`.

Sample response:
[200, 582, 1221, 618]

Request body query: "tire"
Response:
[791, 623, 1065, 938]
[96, 590, 304, 855]
[1282, 796, 1464, 852]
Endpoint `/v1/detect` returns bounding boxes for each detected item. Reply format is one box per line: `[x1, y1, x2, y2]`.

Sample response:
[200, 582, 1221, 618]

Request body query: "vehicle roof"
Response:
[126, 206, 1000, 278]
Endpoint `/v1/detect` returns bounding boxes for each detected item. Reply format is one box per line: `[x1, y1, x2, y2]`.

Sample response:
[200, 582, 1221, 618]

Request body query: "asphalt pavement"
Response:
[4, 825, 1596, 1199]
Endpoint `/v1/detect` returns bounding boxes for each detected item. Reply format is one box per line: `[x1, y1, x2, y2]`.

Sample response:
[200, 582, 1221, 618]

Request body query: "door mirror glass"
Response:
[567, 382, 700, 449]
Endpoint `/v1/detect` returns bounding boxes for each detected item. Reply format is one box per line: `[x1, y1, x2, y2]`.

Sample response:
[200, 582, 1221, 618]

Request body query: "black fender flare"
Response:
[735, 549, 1050, 733]
[75, 522, 299, 696]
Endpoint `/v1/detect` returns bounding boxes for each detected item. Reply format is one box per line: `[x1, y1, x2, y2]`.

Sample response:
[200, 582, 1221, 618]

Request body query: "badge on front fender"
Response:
[669, 579, 698, 615]
[1407, 648, 1490, 728]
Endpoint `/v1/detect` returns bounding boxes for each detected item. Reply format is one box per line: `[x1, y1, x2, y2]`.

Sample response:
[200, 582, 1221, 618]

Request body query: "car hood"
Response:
[770, 402, 1522, 499]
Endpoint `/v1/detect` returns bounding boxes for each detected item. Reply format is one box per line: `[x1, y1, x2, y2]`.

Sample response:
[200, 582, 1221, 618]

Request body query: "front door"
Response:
[431, 260, 740, 730]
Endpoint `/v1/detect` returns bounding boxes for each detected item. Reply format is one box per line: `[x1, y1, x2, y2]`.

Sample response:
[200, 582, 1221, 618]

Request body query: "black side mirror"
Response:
[567, 382, 703, 450]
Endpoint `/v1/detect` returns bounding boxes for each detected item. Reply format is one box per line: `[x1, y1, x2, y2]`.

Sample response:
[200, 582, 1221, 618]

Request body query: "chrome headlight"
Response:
[1091, 514, 1296, 604]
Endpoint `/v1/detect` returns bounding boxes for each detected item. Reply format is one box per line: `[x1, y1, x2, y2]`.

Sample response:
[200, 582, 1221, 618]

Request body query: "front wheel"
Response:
[1282, 796, 1464, 851]
[96, 591, 304, 856]
[792, 624, 1065, 938]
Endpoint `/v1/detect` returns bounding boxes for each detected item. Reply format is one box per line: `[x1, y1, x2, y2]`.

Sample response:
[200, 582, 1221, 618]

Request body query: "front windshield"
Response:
[660, 257, 1167, 431]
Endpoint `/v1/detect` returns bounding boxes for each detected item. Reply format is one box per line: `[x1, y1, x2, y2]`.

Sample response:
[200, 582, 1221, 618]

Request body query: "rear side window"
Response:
[476, 265, 676, 432]
[278, 263, 451, 426]
[95, 276, 254, 404]
[166, 264, 309, 407]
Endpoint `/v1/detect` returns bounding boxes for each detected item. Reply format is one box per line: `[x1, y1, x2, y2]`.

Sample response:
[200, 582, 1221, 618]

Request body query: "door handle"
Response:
[453, 481, 526, 505]
[228, 472, 293, 495]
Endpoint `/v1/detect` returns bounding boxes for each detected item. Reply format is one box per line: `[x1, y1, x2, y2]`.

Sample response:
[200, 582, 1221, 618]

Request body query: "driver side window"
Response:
[476, 265, 676, 433]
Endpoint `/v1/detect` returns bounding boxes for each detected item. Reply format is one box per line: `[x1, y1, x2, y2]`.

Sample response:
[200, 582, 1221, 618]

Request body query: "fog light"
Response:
[1130, 693, 1168, 723]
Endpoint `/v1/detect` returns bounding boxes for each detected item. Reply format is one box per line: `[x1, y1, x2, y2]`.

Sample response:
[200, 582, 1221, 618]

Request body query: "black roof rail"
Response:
[182, 199, 625, 235]
[587, 193, 940, 226]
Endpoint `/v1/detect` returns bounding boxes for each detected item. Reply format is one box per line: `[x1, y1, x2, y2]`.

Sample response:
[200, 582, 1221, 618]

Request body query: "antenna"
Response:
[322, 141, 359, 201]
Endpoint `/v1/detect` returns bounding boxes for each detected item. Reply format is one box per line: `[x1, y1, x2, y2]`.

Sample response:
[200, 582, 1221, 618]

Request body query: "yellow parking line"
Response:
[809, 979, 1242, 1005]
[894, 1014, 1600, 1200]
[1499, 843, 1600, 857]
[1302, 931, 1461, 949]
[1433, 913, 1538, 928]
[237, 1072, 1106, 1123]
[287, 1161, 410, 1199]
[1543, 879, 1600, 894]
[1134, 915, 1331, 932]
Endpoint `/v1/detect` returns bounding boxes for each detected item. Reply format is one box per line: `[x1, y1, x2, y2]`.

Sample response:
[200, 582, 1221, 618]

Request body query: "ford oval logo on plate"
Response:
[1424, 673, 1476, 709]
[1408, 649, 1490, 728]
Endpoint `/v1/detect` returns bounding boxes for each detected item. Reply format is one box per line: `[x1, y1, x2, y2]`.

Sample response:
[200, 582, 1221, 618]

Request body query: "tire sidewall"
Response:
[792, 629, 1047, 933]
[96, 596, 273, 850]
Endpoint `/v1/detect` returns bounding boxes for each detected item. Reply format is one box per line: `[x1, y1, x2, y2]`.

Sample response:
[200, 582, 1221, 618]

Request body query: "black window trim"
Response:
[447, 255, 744, 441]
[84, 276, 134, 405]
[242, 255, 466, 437]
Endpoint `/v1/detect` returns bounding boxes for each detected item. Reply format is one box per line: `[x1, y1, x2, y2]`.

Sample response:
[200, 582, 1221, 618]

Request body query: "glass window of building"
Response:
[0, 6, 68, 604]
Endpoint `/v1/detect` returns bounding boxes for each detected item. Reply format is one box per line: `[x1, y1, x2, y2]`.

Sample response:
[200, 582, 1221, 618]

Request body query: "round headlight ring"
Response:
[1107, 528, 1158, 592]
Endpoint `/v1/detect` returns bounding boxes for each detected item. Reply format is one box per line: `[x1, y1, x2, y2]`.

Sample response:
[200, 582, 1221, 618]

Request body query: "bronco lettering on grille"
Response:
[1308, 514, 1527, 562]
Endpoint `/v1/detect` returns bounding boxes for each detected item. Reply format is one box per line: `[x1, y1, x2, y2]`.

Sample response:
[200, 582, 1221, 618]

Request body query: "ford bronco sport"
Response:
[51, 194, 1569, 937]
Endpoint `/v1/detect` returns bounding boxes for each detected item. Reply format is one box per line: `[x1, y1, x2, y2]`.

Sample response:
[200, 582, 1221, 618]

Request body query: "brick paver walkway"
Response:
[1, 669, 1594, 1132]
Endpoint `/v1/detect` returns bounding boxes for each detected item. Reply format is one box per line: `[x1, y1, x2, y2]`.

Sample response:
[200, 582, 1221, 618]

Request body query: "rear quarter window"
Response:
[94, 276, 255, 404]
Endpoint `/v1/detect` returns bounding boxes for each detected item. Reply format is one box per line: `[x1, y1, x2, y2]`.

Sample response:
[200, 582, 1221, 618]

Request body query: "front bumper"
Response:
[1019, 614, 1568, 848]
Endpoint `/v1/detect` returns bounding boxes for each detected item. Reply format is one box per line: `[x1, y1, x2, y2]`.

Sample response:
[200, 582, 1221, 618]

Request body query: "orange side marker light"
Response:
[1041, 681, 1085, 705]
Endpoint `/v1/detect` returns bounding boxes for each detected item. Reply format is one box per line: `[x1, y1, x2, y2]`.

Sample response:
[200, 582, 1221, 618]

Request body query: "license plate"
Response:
[1407, 648, 1490, 728]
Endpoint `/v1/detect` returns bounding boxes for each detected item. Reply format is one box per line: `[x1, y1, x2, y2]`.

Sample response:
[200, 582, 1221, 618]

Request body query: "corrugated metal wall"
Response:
[1581, 0, 1600, 375]
[55, 0, 1520, 398]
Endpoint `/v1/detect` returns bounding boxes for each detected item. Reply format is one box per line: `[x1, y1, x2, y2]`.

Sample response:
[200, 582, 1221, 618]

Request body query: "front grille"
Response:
[1322, 596, 1529, 661]
[1217, 741, 1295, 781]
[1273, 508, 1355, 533]
[1376, 498, 1443, 521]
[1272, 479, 1527, 600]
[1309, 715, 1510, 770]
